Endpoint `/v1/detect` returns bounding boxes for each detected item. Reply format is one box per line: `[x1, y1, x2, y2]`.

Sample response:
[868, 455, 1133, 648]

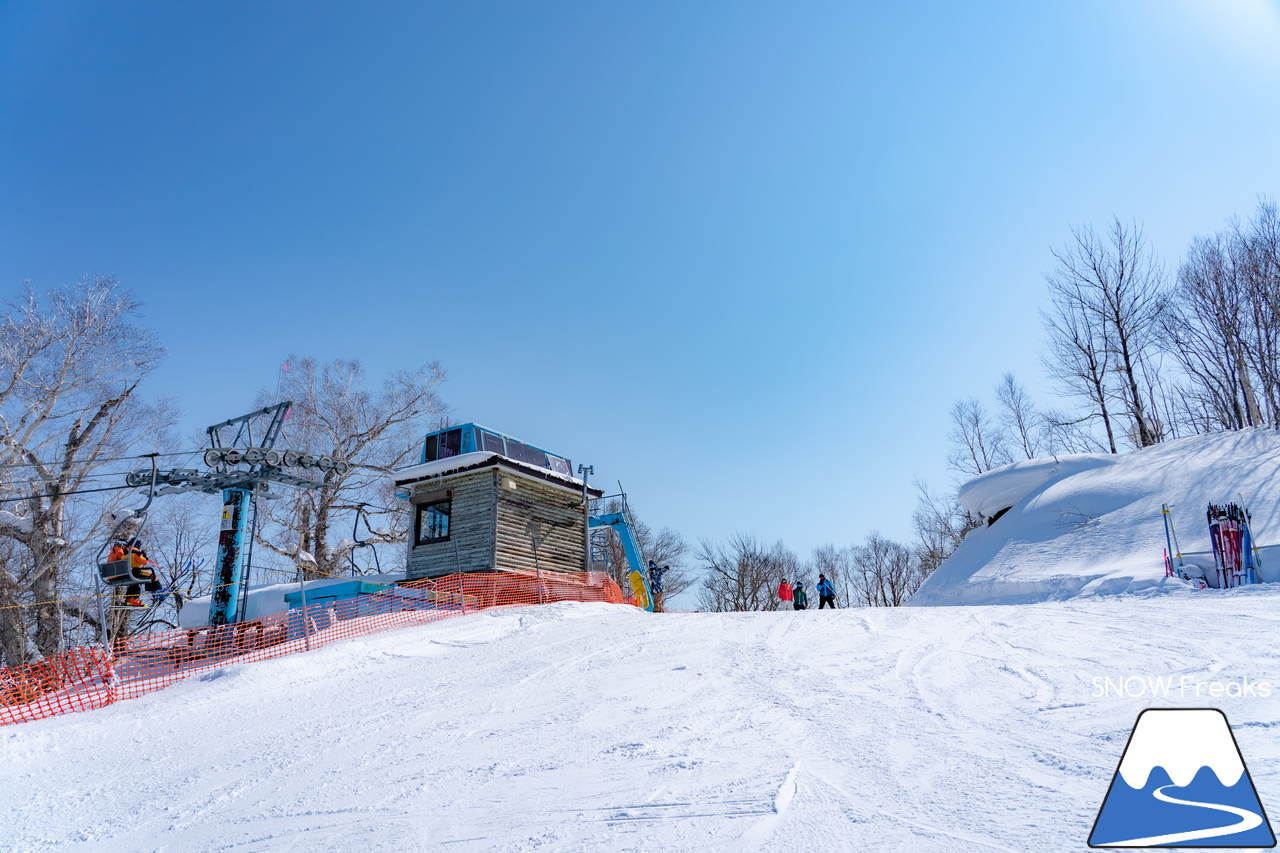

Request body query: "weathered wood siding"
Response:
[494, 475, 587, 574]
[406, 470, 496, 580]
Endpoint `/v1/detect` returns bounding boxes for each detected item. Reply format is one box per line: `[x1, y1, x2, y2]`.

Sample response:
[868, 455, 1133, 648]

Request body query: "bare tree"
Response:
[911, 479, 979, 576]
[1240, 199, 1280, 424]
[947, 397, 1012, 476]
[849, 532, 926, 607]
[695, 534, 798, 612]
[1162, 234, 1258, 430]
[1043, 220, 1166, 450]
[253, 355, 448, 580]
[145, 495, 219, 613]
[1153, 200, 1280, 433]
[0, 277, 174, 660]
[994, 373, 1044, 460]
[1042, 282, 1118, 453]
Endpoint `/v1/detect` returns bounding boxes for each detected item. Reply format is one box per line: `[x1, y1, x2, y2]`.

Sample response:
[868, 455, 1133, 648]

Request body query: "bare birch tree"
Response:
[911, 479, 979, 576]
[0, 277, 174, 661]
[947, 397, 1012, 476]
[994, 373, 1045, 460]
[1162, 234, 1258, 429]
[254, 355, 448, 580]
[849, 532, 926, 607]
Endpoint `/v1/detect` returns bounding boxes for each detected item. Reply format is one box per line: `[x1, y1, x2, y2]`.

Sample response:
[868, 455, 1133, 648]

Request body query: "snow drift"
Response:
[909, 429, 1280, 606]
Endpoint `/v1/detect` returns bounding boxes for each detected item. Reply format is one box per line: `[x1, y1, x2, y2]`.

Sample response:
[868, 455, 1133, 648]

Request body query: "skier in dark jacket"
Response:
[792, 581, 808, 610]
[817, 574, 836, 609]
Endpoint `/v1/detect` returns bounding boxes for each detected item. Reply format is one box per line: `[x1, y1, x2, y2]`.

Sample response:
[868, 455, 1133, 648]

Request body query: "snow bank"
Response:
[910, 429, 1280, 606]
[957, 454, 1116, 521]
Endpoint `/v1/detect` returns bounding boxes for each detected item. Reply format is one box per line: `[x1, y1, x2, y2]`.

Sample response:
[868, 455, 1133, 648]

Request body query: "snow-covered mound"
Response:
[910, 429, 1280, 606]
[6, 594, 1280, 851]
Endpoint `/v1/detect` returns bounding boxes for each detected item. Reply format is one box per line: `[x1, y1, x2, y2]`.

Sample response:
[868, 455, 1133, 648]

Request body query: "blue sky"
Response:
[2, 1, 1280, 563]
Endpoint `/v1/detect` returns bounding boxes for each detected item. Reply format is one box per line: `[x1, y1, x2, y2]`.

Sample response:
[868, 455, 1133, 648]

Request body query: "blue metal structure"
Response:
[589, 512, 652, 611]
[209, 489, 252, 626]
[203, 402, 321, 626]
[421, 423, 574, 478]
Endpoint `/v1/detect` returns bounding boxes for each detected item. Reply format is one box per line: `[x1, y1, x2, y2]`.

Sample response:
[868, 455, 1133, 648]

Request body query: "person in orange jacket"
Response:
[777, 578, 793, 609]
[120, 538, 162, 607]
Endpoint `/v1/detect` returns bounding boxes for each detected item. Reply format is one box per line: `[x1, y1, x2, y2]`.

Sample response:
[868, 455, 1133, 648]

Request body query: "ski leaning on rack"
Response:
[1207, 503, 1259, 589]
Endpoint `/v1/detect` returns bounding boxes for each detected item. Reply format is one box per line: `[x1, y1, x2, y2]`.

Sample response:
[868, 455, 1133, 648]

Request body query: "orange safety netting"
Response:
[0, 570, 625, 726]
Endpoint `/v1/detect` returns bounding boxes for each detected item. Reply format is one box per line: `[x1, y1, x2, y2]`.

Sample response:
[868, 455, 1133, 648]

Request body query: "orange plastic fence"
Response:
[0, 570, 625, 726]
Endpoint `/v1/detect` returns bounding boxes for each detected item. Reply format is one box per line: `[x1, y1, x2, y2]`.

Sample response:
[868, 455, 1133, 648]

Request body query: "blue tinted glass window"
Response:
[439, 429, 462, 459]
[416, 499, 451, 544]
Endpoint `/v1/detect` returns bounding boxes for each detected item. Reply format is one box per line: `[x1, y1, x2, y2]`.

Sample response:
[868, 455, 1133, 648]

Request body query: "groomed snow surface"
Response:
[7, 590, 1280, 851]
[911, 429, 1280, 605]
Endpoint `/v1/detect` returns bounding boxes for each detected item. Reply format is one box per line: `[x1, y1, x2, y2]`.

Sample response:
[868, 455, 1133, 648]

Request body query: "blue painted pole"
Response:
[209, 488, 250, 626]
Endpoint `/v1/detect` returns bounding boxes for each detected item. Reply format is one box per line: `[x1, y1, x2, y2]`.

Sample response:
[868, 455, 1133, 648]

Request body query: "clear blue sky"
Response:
[2, 1, 1279, 561]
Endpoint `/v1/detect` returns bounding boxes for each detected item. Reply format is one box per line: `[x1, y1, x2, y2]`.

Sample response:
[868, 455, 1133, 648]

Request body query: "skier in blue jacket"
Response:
[817, 574, 836, 609]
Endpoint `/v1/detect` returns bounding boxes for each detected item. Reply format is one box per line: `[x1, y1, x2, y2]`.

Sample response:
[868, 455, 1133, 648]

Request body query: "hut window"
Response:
[506, 440, 547, 468]
[548, 455, 571, 476]
[482, 431, 506, 454]
[424, 429, 463, 462]
[438, 429, 462, 459]
[415, 499, 451, 544]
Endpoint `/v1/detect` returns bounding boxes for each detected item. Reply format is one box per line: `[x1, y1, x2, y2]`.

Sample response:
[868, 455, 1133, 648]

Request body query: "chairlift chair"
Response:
[94, 456, 160, 643]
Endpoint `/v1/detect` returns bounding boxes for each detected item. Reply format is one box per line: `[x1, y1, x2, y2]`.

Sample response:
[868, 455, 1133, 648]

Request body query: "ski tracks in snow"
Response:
[7, 597, 1280, 850]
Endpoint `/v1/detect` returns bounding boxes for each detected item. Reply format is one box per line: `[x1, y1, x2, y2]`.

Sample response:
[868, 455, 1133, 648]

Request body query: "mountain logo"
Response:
[1089, 708, 1276, 848]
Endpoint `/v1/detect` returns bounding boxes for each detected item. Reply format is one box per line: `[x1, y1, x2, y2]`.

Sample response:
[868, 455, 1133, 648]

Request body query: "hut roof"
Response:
[393, 451, 602, 496]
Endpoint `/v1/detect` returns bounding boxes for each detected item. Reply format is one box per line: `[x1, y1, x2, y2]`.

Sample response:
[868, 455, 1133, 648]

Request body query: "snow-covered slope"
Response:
[6, 594, 1280, 852]
[910, 430, 1280, 606]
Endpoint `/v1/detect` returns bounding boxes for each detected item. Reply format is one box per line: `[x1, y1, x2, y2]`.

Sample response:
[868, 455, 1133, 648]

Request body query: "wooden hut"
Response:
[393, 424, 603, 580]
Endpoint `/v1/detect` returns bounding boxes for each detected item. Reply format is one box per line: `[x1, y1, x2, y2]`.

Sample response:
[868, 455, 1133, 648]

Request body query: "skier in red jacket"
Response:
[777, 579, 793, 609]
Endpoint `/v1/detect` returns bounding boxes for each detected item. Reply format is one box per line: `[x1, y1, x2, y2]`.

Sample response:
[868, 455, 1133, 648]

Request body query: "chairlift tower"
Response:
[114, 402, 342, 627]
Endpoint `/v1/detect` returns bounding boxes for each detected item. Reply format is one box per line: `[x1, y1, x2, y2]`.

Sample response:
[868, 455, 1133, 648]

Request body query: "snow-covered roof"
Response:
[392, 451, 591, 491]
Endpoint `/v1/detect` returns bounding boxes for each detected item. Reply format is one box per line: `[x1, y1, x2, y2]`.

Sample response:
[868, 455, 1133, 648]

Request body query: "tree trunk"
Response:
[1092, 375, 1118, 453]
[0, 565, 26, 666]
[1236, 345, 1263, 427]
[29, 496, 68, 660]
[314, 499, 330, 579]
